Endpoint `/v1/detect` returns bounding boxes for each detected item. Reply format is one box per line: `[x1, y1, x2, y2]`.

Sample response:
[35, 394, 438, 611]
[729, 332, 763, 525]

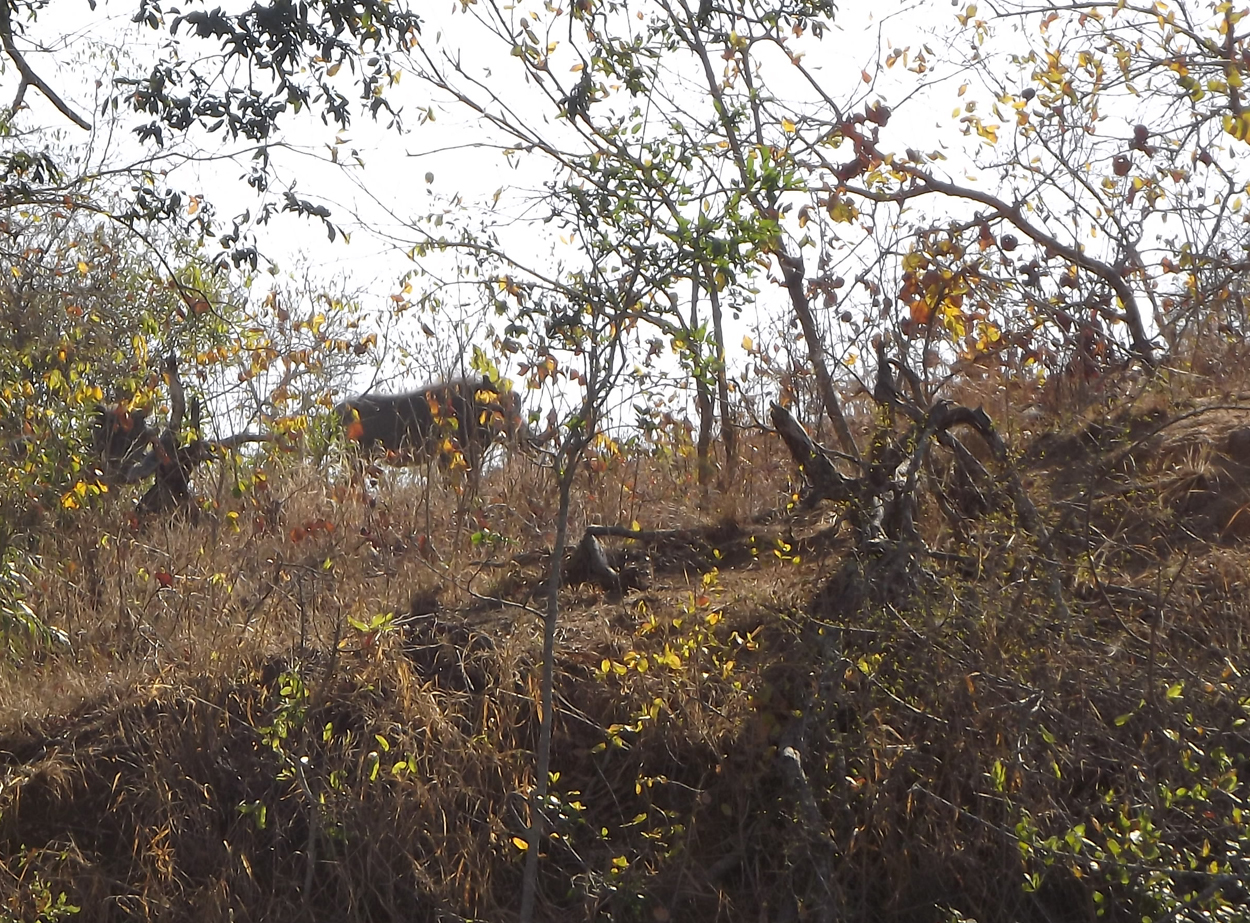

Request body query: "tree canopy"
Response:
[7, 0, 1250, 397]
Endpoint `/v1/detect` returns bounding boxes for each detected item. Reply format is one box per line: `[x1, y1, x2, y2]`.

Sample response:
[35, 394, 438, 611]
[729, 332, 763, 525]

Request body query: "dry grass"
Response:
[4, 350, 1250, 922]
[1, 426, 802, 922]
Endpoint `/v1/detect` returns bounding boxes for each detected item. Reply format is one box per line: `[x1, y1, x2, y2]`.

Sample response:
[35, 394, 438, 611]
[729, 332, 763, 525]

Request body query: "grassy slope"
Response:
[3, 365, 1250, 923]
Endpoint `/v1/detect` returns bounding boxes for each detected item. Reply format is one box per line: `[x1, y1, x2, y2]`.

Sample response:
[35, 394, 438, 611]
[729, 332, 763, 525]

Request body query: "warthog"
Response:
[335, 377, 533, 473]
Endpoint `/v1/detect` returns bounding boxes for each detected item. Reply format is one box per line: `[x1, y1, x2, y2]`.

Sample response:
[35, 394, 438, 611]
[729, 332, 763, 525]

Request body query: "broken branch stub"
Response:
[769, 402, 856, 507]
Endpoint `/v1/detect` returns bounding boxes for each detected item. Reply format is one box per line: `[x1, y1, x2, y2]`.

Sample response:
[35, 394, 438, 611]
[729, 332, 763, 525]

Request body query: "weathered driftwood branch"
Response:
[776, 715, 840, 923]
[769, 401, 856, 506]
[566, 532, 623, 597]
[773, 398, 1071, 619]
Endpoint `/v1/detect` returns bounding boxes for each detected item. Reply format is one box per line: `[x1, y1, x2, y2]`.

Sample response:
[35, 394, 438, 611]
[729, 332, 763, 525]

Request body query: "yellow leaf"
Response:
[902, 251, 928, 271]
[77, 261, 89, 274]
[781, 117, 796, 133]
[512, 836, 529, 851]
[742, 335, 754, 351]
[828, 198, 858, 223]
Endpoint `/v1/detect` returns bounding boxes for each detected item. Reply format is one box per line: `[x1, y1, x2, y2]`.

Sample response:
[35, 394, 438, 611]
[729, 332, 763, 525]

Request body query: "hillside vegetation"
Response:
[7, 0, 1250, 919]
[2, 346, 1249, 923]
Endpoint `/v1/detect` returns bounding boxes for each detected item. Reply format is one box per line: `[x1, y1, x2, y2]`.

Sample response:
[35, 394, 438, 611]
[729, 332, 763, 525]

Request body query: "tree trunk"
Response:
[707, 276, 737, 489]
[519, 439, 578, 923]
[776, 250, 861, 466]
[690, 275, 715, 494]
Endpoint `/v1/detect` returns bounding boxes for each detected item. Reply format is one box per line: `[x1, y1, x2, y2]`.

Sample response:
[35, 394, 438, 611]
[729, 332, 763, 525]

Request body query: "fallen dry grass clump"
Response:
[2, 364, 1250, 922]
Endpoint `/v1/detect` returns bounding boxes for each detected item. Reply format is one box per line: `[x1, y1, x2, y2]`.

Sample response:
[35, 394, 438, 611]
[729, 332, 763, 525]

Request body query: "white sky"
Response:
[14, 0, 958, 278]
[10, 0, 1214, 432]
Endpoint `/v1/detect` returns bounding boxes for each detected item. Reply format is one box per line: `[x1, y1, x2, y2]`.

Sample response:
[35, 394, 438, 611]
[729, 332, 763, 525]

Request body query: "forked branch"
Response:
[0, 4, 91, 129]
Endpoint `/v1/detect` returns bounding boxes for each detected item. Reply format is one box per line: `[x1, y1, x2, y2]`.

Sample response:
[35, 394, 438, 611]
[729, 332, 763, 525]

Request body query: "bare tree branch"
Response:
[0, 4, 91, 130]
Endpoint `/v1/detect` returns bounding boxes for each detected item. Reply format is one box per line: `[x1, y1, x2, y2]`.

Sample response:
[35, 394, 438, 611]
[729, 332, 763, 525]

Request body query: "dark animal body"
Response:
[335, 378, 530, 472]
[92, 374, 270, 515]
[90, 404, 201, 513]
[91, 406, 156, 482]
